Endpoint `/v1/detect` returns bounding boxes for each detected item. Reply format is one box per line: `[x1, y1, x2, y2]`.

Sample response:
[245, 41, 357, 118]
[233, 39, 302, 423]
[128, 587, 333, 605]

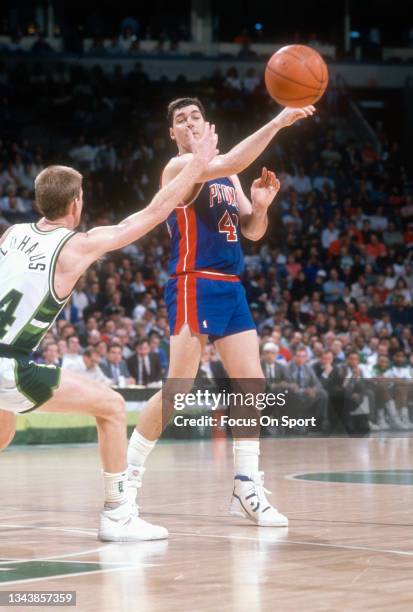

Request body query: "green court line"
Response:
[0, 560, 130, 584]
[293, 470, 413, 485]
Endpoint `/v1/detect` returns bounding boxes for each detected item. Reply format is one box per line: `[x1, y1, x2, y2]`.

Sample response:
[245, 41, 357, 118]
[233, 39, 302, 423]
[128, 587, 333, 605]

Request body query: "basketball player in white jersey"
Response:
[0, 124, 218, 541]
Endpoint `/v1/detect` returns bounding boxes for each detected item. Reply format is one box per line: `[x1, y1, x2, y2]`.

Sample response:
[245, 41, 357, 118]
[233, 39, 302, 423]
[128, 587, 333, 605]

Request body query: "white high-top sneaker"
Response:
[98, 501, 168, 542]
[127, 465, 146, 510]
[229, 472, 288, 527]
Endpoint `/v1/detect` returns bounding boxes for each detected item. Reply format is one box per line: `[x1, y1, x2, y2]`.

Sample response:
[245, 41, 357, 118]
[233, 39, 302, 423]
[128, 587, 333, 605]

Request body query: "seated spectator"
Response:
[354, 302, 373, 325]
[285, 348, 329, 430]
[243, 67, 259, 93]
[127, 338, 162, 386]
[195, 345, 227, 390]
[225, 67, 242, 90]
[321, 221, 339, 249]
[323, 269, 345, 303]
[343, 351, 374, 431]
[292, 166, 312, 196]
[101, 343, 134, 386]
[261, 343, 289, 390]
[312, 168, 335, 192]
[314, 350, 344, 427]
[369, 354, 406, 430]
[383, 221, 403, 246]
[368, 206, 388, 232]
[61, 335, 84, 370]
[365, 234, 387, 260]
[386, 350, 413, 428]
[63, 347, 110, 384]
[39, 342, 61, 367]
[148, 332, 168, 376]
[115, 328, 134, 360]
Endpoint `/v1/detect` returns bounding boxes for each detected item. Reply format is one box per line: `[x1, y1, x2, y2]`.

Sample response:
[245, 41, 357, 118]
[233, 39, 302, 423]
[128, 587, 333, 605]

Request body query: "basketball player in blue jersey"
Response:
[127, 98, 315, 527]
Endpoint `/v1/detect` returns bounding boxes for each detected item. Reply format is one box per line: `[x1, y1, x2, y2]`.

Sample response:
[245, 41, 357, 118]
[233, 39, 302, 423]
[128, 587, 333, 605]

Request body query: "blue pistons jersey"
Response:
[166, 177, 244, 277]
[165, 175, 254, 338]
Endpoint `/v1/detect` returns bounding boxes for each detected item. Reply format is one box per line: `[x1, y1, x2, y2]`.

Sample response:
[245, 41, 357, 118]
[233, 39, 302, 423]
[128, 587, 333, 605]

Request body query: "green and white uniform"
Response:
[0, 223, 75, 413]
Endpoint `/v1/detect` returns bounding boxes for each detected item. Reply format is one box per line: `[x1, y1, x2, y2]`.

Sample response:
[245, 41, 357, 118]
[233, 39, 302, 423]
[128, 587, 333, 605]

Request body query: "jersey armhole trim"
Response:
[176, 183, 205, 208]
[49, 231, 77, 304]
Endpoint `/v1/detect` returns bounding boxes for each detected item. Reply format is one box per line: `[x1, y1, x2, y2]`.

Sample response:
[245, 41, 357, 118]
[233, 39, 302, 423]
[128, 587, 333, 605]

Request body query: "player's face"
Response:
[170, 105, 206, 152]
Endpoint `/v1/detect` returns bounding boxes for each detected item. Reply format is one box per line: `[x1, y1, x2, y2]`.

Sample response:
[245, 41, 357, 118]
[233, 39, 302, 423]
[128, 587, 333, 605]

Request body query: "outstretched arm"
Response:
[162, 105, 315, 194]
[234, 168, 280, 241]
[76, 124, 218, 263]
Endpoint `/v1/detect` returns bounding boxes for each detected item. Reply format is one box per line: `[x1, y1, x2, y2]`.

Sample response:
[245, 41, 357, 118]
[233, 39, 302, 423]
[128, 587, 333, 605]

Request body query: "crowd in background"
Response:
[0, 59, 412, 434]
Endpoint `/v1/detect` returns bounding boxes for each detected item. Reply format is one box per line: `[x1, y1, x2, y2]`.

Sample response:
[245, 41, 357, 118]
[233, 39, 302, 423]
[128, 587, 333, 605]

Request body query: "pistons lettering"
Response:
[209, 183, 237, 208]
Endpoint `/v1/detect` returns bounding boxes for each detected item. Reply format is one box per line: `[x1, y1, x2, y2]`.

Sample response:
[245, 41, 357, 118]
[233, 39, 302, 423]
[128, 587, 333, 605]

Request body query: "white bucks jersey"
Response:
[0, 223, 75, 352]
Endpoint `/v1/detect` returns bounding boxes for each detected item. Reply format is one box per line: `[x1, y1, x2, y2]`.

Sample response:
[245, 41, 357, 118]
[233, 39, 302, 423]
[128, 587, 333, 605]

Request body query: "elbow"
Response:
[241, 227, 263, 242]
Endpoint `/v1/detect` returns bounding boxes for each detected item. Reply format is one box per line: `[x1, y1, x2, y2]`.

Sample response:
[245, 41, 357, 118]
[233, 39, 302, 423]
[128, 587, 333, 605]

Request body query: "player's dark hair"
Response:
[167, 97, 206, 125]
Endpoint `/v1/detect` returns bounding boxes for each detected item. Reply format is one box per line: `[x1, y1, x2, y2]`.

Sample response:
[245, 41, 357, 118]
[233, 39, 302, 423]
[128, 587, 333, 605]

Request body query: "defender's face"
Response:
[170, 105, 206, 152]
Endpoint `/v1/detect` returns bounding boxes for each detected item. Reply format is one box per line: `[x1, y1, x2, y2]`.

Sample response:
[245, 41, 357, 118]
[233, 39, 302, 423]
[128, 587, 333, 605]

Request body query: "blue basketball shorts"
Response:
[165, 272, 256, 339]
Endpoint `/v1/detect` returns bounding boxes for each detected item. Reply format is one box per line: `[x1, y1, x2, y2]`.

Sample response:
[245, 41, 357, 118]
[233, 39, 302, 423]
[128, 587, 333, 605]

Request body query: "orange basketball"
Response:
[265, 44, 328, 107]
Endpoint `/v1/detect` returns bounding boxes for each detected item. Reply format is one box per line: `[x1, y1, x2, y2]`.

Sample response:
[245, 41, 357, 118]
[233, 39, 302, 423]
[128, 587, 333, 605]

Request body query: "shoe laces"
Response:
[253, 471, 272, 500]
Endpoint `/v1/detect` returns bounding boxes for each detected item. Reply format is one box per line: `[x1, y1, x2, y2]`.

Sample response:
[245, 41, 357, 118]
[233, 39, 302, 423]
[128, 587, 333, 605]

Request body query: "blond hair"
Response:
[34, 165, 83, 220]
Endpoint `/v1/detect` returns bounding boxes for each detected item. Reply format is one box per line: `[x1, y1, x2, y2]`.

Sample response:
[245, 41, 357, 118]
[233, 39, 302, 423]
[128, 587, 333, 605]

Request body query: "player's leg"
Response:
[38, 369, 168, 541]
[127, 324, 207, 504]
[0, 410, 16, 451]
[215, 330, 288, 526]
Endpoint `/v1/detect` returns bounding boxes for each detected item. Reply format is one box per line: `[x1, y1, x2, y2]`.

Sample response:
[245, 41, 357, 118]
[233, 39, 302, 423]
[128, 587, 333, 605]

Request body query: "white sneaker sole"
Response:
[229, 497, 288, 527]
[98, 528, 168, 542]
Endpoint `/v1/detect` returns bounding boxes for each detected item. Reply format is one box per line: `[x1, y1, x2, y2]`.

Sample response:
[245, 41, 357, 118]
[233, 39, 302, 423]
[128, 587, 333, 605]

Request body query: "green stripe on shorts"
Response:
[14, 359, 62, 409]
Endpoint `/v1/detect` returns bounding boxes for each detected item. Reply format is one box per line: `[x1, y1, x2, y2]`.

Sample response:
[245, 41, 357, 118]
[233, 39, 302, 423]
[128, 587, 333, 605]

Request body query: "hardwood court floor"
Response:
[1, 436, 413, 611]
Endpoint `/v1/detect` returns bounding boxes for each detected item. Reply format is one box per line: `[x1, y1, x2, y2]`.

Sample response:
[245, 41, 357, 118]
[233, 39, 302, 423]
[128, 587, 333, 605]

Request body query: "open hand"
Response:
[276, 105, 315, 129]
[251, 167, 280, 209]
[188, 122, 219, 165]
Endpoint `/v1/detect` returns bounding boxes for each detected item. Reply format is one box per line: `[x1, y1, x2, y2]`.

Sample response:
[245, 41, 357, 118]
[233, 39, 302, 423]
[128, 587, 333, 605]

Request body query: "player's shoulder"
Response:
[162, 154, 193, 185]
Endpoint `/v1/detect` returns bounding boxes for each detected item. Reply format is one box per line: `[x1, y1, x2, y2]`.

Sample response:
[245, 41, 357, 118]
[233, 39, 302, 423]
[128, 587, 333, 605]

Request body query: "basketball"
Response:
[265, 44, 329, 107]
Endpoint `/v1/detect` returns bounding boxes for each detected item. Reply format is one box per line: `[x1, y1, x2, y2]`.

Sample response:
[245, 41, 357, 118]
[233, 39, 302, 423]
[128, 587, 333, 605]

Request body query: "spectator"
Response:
[63, 347, 110, 384]
[100, 343, 134, 386]
[285, 348, 329, 430]
[127, 338, 162, 386]
[61, 335, 84, 370]
[321, 221, 339, 249]
[323, 269, 345, 303]
[195, 345, 227, 390]
[40, 342, 61, 367]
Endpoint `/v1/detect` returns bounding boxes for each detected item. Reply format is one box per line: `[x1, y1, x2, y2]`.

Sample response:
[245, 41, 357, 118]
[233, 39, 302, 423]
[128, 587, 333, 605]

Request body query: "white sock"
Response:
[103, 470, 128, 507]
[233, 440, 260, 479]
[127, 429, 156, 467]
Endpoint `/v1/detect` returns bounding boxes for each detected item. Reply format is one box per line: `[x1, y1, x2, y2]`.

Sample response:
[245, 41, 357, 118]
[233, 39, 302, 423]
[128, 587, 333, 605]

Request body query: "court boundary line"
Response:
[285, 470, 413, 486]
[168, 530, 413, 557]
[2, 522, 413, 562]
